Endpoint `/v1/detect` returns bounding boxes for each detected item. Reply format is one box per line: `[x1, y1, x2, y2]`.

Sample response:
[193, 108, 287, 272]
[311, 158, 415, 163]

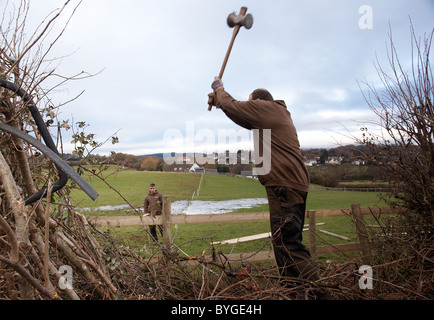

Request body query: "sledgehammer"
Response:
[208, 7, 253, 111]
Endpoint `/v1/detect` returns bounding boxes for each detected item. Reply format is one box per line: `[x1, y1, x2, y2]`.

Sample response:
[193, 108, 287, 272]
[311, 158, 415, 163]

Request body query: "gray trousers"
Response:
[266, 186, 319, 281]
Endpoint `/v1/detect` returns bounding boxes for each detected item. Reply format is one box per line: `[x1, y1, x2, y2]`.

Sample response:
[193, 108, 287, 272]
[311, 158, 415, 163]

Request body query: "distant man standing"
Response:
[144, 183, 163, 242]
[209, 78, 320, 284]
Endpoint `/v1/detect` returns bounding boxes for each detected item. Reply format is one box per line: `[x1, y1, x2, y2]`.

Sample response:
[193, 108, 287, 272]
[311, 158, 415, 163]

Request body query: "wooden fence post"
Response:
[162, 195, 172, 252]
[351, 203, 372, 265]
[307, 210, 317, 260]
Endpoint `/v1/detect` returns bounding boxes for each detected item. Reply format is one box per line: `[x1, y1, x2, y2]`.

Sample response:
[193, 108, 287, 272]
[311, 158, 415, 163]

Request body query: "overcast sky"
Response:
[6, 0, 434, 156]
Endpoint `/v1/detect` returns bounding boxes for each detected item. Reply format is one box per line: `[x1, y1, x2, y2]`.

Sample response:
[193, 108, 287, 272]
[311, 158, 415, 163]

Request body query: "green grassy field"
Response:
[70, 166, 385, 211]
[112, 214, 376, 264]
[69, 166, 388, 263]
[70, 167, 203, 207]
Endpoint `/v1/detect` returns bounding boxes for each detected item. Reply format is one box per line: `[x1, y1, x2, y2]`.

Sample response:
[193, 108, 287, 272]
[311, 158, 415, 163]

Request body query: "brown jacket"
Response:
[216, 89, 309, 192]
[144, 191, 163, 215]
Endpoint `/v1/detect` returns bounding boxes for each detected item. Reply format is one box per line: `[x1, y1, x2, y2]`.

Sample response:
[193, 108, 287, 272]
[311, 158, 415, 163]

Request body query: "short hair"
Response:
[149, 183, 156, 187]
[251, 89, 274, 101]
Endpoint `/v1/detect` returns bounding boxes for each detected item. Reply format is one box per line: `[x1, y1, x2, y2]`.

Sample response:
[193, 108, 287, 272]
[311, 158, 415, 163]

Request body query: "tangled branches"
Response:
[363, 208, 434, 299]
[1, 2, 432, 300]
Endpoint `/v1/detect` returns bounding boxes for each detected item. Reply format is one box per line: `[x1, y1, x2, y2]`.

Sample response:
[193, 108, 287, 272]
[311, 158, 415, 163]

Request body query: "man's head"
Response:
[249, 89, 274, 102]
[149, 183, 156, 194]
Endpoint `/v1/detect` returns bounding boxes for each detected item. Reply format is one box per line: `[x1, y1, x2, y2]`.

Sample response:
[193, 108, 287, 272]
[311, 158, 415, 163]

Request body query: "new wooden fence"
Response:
[90, 196, 393, 264]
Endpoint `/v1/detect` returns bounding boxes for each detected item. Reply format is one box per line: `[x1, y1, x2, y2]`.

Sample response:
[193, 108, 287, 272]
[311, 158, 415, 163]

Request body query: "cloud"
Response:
[10, 0, 434, 156]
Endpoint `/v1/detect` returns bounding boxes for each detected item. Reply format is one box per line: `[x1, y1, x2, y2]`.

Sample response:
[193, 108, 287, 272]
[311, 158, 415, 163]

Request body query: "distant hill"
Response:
[140, 145, 368, 161]
[140, 153, 164, 158]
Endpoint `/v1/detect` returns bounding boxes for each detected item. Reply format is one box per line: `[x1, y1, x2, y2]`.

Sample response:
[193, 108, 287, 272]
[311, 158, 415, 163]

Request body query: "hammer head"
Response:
[227, 8, 253, 30]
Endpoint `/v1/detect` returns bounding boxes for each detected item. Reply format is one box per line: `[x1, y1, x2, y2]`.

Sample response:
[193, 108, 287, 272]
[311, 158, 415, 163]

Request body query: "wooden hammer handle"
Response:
[207, 26, 240, 111]
[218, 26, 240, 79]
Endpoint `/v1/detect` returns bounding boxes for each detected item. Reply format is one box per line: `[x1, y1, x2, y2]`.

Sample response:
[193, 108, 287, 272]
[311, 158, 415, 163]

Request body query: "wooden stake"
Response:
[43, 182, 52, 288]
[162, 195, 172, 252]
[351, 203, 373, 264]
[307, 210, 317, 260]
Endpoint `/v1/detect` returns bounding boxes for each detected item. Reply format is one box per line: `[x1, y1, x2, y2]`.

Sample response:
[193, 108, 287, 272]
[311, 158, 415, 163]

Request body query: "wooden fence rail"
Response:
[90, 206, 393, 227]
[90, 198, 389, 263]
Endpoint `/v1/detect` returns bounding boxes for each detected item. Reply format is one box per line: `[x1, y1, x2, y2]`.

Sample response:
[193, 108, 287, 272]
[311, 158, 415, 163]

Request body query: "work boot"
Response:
[306, 287, 333, 300]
